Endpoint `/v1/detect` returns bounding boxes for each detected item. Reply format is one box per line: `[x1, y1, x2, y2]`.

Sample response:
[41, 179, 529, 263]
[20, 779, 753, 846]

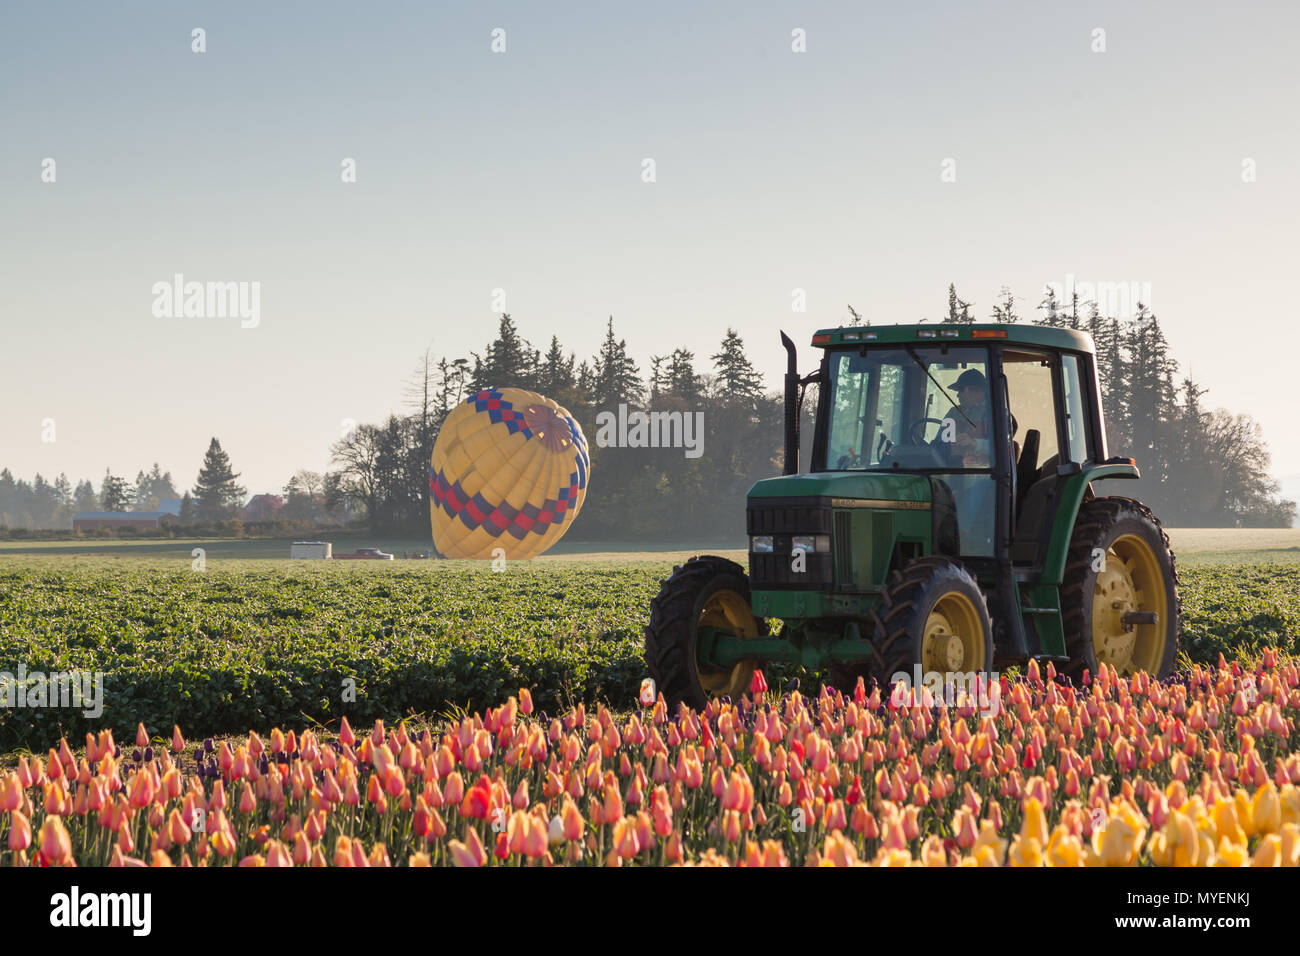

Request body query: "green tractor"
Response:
[645, 323, 1181, 712]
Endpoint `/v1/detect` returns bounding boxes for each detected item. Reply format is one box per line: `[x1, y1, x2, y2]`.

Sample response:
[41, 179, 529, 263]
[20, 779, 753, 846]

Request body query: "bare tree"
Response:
[329, 425, 384, 527]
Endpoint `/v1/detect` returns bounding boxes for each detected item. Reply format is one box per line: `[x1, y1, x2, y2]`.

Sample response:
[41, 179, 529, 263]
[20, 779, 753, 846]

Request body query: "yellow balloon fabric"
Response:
[429, 387, 590, 560]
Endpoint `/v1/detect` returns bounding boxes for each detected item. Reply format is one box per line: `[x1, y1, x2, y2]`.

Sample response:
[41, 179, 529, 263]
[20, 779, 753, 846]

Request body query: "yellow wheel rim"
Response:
[1092, 534, 1169, 675]
[921, 591, 986, 673]
[695, 588, 760, 698]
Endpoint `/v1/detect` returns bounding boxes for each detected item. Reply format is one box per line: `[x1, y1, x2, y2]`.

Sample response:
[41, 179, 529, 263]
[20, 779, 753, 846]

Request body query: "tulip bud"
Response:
[7, 810, 32, 851]
[38, 815, 73, 866]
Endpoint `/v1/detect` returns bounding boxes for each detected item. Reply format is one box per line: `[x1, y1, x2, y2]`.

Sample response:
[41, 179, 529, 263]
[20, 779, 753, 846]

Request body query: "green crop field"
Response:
[1, 553, 1297, 753]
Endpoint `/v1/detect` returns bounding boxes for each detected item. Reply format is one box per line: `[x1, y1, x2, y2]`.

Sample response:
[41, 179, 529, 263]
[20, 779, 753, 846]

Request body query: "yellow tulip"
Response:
[1008, 836, 1044, 867]
[1020, 797, 1049, 847]
[1046, 826, 1085, 867]
[1278, 824, 1300, 867]
[1148, 811, 1200, 867]
[1091, 806, 1145, 866]
[1213, 836, 1248, 867]
[1233, 790, 1256, 838]
[1278, 784, 1300, 827]
[1211, 798, 1246, 845]
[1252, 783, 1281, 835]
[871, 846, 913, 867]
[919, 835, 947, 867]
[972, 820, 1007, 865]
[1252, 835, 1282, 867]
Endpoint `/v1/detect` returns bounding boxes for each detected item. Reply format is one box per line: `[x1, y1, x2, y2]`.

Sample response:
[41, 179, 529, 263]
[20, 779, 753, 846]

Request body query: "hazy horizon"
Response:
[3, 1, 1297, 510]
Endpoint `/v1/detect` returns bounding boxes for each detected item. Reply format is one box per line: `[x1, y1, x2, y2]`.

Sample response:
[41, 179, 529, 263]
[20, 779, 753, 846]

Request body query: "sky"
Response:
[2, 1, 1297, 502]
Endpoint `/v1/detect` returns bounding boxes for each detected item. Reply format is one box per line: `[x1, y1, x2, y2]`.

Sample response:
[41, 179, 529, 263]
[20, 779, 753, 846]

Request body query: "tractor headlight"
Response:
[792, 535, 830, 553]
[750, 535, 774, 553]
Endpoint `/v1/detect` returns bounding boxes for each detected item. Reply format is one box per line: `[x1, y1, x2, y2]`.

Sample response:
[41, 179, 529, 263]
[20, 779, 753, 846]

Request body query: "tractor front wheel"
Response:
[644, 555, 768, 715]
[831, 556, 994, 698]
[1060, 496, 1181, 682]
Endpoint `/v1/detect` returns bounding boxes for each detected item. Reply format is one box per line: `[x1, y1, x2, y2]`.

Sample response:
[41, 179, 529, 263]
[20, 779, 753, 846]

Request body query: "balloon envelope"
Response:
[429, 387, 590, 560]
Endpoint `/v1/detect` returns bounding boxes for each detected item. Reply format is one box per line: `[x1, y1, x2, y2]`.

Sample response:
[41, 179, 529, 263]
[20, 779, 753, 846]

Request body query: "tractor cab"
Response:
[807, 326, 1104, 567]
[645, 324, 1181, 715]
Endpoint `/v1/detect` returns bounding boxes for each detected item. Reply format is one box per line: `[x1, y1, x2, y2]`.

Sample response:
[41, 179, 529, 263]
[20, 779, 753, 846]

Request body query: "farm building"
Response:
[242, 494, 284, 522]
[72, 511, 177, 532]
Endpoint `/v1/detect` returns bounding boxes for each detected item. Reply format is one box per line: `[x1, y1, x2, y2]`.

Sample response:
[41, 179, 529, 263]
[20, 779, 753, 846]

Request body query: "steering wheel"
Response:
[907, 417, 945, 445]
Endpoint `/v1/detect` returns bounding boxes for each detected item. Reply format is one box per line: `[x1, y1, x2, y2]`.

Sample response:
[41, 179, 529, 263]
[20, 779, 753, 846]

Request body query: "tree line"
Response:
[1, 288, 1292, 534]
[325, 317, 789, 540]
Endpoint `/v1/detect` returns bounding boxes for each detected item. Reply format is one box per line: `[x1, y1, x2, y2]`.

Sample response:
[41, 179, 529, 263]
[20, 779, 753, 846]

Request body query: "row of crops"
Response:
[1, 561, 1297, 752]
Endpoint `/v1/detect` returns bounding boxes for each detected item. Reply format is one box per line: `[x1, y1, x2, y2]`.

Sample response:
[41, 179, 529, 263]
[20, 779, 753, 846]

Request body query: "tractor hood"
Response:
[747, 471, 932, 505]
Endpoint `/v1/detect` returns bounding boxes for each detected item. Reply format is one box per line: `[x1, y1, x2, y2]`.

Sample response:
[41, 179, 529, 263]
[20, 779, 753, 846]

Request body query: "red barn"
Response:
[241, 494, 284, 522]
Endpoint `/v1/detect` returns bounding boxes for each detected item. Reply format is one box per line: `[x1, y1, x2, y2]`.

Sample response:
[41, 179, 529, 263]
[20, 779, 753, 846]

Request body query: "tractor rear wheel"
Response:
[644, 555, 768, 715]
[1060, 496, 1180, 682]
[831, 556, 994, 697]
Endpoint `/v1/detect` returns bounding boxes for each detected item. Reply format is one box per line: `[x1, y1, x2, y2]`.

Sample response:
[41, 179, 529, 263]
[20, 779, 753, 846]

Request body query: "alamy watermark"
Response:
[151, 274, 260, 328]
[594, 404, 704, 459]
[1044, 273, 1152, 321]
[889, 664, 1000, 718]
[1, 664, 104, 718]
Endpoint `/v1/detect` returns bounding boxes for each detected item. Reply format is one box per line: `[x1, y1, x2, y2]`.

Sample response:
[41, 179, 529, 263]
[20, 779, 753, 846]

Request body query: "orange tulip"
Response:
[7, 810, 31, 851]
[38, 816, 73, 866]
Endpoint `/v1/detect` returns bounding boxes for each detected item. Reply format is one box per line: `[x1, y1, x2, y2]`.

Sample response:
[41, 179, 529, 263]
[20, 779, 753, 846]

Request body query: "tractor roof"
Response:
[811, 323, 1095, 353]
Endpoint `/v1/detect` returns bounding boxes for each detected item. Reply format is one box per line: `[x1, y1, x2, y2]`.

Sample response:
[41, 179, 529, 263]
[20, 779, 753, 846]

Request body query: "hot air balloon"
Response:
[429, 388, 590, 560]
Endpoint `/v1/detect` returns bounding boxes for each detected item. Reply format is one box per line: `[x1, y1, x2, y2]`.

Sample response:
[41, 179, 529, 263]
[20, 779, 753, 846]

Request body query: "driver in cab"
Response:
[937, 369, 990, 467]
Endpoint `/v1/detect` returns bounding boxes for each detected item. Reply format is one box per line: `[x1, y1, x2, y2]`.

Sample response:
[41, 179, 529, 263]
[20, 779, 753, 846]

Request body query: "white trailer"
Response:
[290, 541, 332, 559]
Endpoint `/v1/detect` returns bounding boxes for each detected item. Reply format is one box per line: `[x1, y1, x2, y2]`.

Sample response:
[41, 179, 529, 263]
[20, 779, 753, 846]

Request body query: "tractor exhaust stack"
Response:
[780, 331, 799, 475]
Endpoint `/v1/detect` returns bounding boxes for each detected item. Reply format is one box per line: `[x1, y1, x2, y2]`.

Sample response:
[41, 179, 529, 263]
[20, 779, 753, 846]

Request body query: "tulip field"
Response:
[0, 558, 1298, 866]
[2, 657, 1299, 867]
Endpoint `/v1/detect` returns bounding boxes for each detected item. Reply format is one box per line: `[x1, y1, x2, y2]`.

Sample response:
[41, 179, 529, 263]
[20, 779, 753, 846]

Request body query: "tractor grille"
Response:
[747, 497, 833, 590]
[834, 510, 853, 583]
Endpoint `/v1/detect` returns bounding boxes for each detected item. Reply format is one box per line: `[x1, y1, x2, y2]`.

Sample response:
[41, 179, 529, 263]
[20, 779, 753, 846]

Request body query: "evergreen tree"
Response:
[946, 284, 975, 323]
[132, 470, 152, 511]
[179, 492, 196, 524]
[72, 479, 98, 514]
[192, 438, 247, 521]
[538, 336, 577, 396]
[1085, 302, 1107, 383]
[30, 474, 58, 528]
[1101, 316, 1127, 445]
[710, 329, 765, 407]
[590, 317, 642, 408]
[100, 469, 131, 512]
[0, 469, 14, 526]
[666, 348, 704, 403]
[51, 474, 73, 528]
[1036, 286, 1066, 327]
[148, 463, 178, 503]
[1124, 308, 1179, 488]
[470, 314, 536, 391]
[576, 360, 595, 398]
[990, 286, 1019, 323]
[648, 355, 668, 403]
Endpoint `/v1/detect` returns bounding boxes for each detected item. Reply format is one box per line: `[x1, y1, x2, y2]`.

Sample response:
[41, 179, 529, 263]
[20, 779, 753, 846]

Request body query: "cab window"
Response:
[1002, 350, 1063, 466]
[1060, 355, 1091, 463]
